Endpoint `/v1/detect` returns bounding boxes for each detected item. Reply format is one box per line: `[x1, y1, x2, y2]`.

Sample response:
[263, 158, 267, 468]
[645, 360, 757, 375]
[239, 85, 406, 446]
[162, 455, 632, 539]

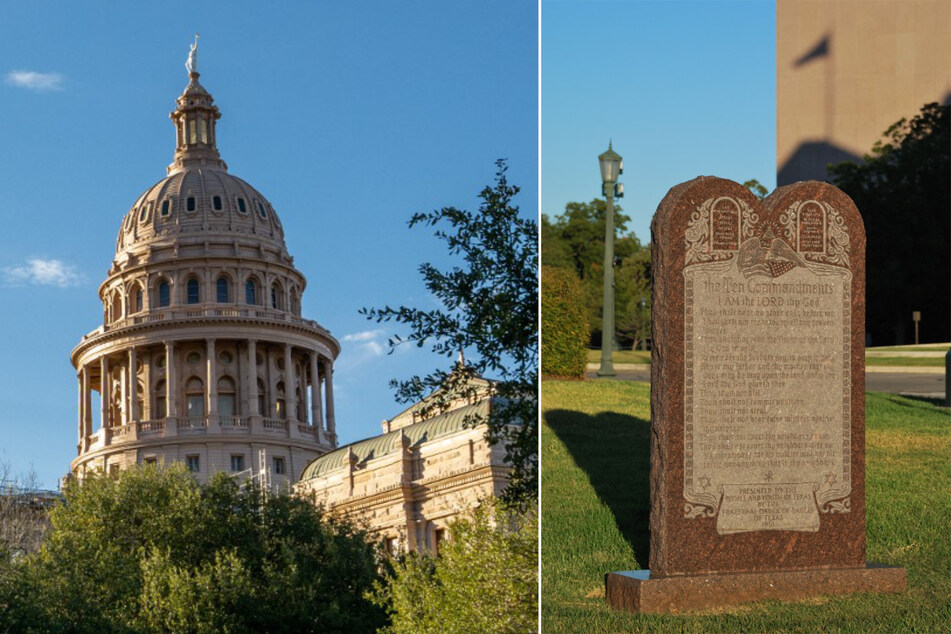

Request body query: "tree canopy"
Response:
[541, 199, 651, 349]
[0, 465, 386, 633]
[362, 160, 538, 505]
[372, 502, 538, 634]
[828, 102, 950, 344]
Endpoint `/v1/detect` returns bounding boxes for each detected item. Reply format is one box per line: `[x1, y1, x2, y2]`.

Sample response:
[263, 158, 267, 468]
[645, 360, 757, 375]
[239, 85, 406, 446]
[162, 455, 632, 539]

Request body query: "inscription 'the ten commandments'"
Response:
[682, 196, 852, 534]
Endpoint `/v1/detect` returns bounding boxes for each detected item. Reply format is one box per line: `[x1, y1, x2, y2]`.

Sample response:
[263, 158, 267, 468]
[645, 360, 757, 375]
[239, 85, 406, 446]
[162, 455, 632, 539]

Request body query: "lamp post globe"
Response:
[597, 142, 622, 378]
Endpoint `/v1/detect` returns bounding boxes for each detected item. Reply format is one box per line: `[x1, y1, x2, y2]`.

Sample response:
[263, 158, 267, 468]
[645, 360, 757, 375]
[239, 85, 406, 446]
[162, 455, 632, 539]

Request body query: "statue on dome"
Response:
[186, 34, 199, 74]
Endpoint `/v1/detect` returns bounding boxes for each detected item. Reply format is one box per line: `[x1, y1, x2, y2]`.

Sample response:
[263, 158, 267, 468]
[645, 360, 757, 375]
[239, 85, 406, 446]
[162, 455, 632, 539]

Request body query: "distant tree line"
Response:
[541, 199, 651, 352]
[829, 102, 950, 345]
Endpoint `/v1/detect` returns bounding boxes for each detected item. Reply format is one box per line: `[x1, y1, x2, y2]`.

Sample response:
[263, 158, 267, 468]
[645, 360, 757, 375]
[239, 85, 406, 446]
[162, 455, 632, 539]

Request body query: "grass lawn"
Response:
[585, 349, 651, 364]
[542, 380, 951, 632]
[869, 345, 950, 352]
[865, 356, 945, 367]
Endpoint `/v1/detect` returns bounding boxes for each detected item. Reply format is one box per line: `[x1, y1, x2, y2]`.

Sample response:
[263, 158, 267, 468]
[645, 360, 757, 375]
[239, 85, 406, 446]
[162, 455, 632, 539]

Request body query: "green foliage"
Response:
[0, 465, 386, 633]
[373, 502, 538, 634]
[362, 160, 538, 505]
[828, 102, 950, 345]
[742, 179, 768, 201]
[541, 266, 589, 377]
[542, 199, 650, 347]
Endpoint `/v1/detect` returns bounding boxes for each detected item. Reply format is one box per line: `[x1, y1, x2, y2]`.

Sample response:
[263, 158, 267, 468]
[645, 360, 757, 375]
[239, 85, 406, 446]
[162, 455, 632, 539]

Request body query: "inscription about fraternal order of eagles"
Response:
[682, 197, 852, 534]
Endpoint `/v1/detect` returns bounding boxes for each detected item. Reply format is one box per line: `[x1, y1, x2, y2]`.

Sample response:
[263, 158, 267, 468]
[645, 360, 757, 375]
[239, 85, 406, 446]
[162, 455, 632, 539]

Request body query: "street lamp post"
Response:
[597, 142, 623, 377]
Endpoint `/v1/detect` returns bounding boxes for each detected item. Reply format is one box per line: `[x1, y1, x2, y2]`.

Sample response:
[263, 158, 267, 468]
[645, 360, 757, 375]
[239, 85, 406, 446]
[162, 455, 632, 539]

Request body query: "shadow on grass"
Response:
[545, 408, 651, 567]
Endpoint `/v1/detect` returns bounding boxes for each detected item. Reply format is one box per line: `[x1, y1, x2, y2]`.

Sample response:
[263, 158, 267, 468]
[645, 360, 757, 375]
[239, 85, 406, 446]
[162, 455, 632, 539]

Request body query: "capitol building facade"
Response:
[70, 59, 339, 486]
[68, 48, 512, 553]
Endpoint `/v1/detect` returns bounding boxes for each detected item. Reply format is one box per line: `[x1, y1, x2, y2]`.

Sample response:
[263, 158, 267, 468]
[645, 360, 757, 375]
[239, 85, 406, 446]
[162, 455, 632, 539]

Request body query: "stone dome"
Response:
[113, 71, 286, 266]
[114, 168, 287, 259]
[71, 47, 339, 487]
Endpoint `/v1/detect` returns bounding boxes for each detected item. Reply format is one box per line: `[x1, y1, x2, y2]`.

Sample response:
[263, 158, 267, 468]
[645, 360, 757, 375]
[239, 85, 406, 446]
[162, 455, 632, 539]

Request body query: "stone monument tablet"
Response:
[605, 178, 906, 613]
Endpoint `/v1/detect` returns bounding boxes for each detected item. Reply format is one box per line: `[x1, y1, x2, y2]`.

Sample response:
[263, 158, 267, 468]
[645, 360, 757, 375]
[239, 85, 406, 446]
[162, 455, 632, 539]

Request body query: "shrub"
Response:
[541, 266, 589, 378]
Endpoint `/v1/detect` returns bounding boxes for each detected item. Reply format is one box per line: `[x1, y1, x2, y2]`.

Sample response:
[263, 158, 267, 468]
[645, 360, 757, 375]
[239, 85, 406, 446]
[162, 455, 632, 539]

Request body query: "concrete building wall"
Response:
[777, 0, 951, 185]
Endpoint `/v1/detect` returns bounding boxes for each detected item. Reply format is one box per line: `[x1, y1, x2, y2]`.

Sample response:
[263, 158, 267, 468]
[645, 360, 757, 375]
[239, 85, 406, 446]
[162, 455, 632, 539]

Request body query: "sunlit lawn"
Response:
[542, 380, 950, 632]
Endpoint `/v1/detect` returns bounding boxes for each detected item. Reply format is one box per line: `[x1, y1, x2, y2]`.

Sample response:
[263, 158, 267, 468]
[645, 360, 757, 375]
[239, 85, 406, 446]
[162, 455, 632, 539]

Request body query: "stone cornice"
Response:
[72, 312, 340, 366]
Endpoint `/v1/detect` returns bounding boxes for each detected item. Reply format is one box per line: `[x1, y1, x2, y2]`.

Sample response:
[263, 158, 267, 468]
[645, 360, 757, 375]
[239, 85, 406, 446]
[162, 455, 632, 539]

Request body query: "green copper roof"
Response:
[299, 397, 504, 481]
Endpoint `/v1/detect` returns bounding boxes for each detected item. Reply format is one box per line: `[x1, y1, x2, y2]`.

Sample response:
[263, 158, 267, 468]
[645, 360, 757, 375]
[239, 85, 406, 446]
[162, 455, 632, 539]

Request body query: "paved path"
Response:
[586, 364, 946, 400]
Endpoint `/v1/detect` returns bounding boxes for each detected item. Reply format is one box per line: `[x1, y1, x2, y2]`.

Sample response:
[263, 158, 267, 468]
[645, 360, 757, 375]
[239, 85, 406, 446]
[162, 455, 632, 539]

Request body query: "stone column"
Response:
[100, 356, 110, 429]
[82, 365, 92, 444]
[76, 371, 84, 447]
[268, 346, 278, 418]
[324, 359, 335, 438]
[284, 343, 297, 421]
[247, 339, 258, 416]
[165, 341, 176, 418]
[309, 351, 321, 427]
[206, 339, 218, 416]
[128, 347, 139, 421]
[119, 355, 128, 426]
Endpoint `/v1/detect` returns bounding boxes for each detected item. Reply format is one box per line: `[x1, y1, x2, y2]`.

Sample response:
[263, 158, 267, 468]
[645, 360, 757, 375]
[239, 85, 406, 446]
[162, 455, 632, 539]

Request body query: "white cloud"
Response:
[338, 329, 388, 364]
[5, 70, 64, 92]
[2, 259, 82, 287]
[342, 329, 385, 343]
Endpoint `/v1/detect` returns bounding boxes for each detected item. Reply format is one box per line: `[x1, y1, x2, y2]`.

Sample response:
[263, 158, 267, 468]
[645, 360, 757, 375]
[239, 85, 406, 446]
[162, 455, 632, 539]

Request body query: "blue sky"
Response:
[0, 1, 538, 489]
[542, 0, 776, 243]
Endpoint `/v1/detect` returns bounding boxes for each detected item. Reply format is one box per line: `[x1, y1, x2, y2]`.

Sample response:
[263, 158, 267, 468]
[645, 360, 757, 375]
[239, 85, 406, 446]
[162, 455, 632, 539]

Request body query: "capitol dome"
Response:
[71, 47, 339, 486]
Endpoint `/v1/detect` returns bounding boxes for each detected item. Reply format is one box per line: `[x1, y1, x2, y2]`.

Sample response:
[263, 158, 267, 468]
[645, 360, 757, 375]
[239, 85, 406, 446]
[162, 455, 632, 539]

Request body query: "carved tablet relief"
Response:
[683, 198, 852, 534]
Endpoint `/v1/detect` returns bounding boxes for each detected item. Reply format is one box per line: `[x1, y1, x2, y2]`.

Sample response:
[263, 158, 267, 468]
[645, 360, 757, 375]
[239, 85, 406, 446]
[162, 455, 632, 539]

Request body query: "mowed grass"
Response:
[865, 356, 944, 367]
[870, 345, 950, 352]
[541, 381, 951, 633]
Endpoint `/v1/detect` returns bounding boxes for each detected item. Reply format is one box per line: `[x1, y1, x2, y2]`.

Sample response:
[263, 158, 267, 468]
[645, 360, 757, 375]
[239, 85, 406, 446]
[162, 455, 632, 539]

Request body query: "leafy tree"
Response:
[361, 160, 538, 505]
[372, 502, 538, 634]
[542, 199, 650, 348]
[1, 465, 386, 633]
[743, 178, 769, 201]
[540, 266, 589, 378]
[828, 102, 950, 344]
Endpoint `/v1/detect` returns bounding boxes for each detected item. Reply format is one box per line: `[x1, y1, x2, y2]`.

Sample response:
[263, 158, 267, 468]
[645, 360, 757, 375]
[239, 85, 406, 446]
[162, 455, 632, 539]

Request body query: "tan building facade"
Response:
[295, 380, 511, 554]
[777, 0, 951, 184]
[71, 53, 338, 487]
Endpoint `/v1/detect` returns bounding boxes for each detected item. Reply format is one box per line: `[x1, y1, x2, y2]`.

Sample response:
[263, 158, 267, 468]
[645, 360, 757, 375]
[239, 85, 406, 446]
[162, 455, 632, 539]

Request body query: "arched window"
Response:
[290, 288, 300, 316]
[217, 376, 236, 417]
[185, 377, 204, 418]
[186, 196, 196, 212]
[271, 282, 283, 310]
[111, 293, 122, 323]
[135, 382, 144, 421]
[245, 278, 258, 305]
[213, 195, 223, 211]
[186, 278, 200, 305]
[131, 284, 143, 313]
[257, 378, 267, 417]
[154, 379, 167, 419]
[157, 280, 171, 308]
[276, 381, 286, 420]
[216, 276, 231, 303]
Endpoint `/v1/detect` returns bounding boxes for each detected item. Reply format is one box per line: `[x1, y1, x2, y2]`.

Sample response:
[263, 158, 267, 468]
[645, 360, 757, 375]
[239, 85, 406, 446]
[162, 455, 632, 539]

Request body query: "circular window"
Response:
[186, 352, 202, 365]
[218, 351, 233, 365]
[276, 356, 285, 370]
[155, 355, 166, 368]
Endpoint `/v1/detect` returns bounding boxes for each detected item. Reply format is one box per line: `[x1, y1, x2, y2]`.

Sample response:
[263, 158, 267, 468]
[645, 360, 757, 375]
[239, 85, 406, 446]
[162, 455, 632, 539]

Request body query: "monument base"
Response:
[605, 563, 905, 614]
